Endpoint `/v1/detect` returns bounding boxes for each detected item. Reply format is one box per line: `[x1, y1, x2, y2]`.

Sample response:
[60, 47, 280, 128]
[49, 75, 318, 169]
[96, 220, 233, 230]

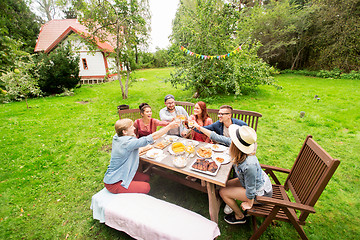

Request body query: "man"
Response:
[159, 94, 189, 137]
[201, 105, 247, 137]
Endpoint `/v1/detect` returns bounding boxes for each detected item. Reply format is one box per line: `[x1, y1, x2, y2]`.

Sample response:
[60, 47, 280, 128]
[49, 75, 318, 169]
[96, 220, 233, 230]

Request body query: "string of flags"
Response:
[180, 45, 243, 60]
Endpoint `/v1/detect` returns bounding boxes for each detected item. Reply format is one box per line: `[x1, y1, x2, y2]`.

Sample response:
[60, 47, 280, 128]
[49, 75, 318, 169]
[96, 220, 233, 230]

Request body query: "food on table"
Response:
[215, 157, 224, 163]
[139, 145, 153, 155]
[197, 147, 213, 158]
[154, 141, 170, 149]
[150, 152, 160, 158]
[192, 158, 209, 171]
[207, 161, 218, 173]
[173, 156, 187, 168]
[172, 142, 185, 153]
[213, 144, 219, 150]
[192, 158, 218, 173]
[185, 145, 195, 153]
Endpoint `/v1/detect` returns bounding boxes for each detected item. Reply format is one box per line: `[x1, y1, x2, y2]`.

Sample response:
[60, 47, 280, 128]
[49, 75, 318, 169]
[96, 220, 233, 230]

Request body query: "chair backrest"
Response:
[207, 109, 220, 124]
[118, 108, 141, 121]
[285, 135, 340, 222]
[175, 101, 195, 116]
[206, 109, 262, 132]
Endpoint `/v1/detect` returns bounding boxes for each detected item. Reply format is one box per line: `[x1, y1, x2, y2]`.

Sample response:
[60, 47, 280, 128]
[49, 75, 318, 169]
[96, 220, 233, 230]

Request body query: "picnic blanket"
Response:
[91, 188, 220, 240]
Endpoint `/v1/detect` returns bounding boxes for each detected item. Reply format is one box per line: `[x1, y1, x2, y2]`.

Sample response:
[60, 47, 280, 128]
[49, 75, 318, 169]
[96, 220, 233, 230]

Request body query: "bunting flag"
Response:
[180, 45, 242, 60]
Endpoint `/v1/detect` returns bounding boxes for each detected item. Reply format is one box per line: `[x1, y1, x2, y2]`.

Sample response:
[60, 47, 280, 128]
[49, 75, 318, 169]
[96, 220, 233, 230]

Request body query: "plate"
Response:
[168, 143, 185, 155]
[190, 158, 220, 176]
[173, 156, 187, 168]
[165, 135, 179, 142]
[211, 144, 227, 152]
[212, 153, 231, 165]
[183, 139, 199, 146]
[146, 149, 163, 159]
[196, 147, 213, 158]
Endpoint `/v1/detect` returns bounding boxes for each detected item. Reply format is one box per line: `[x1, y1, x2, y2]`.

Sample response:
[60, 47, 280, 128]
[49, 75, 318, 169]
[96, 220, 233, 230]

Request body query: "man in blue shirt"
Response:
[202, 105, 247, 137]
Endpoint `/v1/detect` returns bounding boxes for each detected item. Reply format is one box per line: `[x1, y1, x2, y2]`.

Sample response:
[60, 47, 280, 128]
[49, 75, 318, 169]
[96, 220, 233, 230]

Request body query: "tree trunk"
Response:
[25, 97, 29, 109]
[291, 46, 304, 70]
[115, 21, 126, 99]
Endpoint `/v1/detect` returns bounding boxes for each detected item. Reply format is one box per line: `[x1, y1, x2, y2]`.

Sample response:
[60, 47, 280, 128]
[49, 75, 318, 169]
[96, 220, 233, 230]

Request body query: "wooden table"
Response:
[140, 136, 233, 223]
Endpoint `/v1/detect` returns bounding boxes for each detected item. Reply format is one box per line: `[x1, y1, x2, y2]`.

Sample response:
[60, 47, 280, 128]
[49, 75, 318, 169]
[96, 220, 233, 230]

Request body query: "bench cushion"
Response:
[91, 188, 220, 240]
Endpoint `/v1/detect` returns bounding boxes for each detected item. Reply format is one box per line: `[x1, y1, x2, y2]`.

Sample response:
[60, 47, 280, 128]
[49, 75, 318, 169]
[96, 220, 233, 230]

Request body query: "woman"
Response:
[134, 103, 169, 138]
[188, 101, 213, 142]
[219, 125, 272, 224]
[103, 118, 179, 194]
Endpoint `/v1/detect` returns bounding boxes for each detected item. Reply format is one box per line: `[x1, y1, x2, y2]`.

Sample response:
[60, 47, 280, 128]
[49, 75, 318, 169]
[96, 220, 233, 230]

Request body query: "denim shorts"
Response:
[254, 189, 273, 205]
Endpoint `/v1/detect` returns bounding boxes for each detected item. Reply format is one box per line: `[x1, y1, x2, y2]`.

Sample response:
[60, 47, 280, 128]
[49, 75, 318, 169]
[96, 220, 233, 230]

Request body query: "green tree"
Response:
[0, 34, 28, 74]
[35, 44, 80, 94]
[0, 0, 41, 53]
[308, 0, 360, 71]
[170, 0, 277, 97]
[73, 0, 150, 99]
[0, 56, 41, 108]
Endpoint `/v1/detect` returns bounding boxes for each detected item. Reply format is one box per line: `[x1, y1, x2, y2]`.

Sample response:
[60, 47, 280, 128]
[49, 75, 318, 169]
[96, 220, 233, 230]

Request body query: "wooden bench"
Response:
[91, 188, 221, 240]
[174, 101, 262, 131]
[247, 135, 340, 240]
[175, 101, 195, 117]
[207, 108, 262, 132]
[118, 108, 141, 121]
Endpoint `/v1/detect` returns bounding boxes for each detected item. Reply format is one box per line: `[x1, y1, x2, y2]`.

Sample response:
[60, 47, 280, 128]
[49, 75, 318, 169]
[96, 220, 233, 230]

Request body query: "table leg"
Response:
[206, 182, 221, 223]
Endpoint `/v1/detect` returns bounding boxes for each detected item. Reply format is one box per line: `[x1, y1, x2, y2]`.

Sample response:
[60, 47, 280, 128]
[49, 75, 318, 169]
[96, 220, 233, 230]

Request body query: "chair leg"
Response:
[283, 207, 308, 240]
[252, 216, 257, 231]
[250, 206, 280, 240]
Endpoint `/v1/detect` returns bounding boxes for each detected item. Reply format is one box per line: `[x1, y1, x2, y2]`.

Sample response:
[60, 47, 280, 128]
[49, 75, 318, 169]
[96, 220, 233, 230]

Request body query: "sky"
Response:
[148, 0, 180, 52]
[29, 0, 179, 53]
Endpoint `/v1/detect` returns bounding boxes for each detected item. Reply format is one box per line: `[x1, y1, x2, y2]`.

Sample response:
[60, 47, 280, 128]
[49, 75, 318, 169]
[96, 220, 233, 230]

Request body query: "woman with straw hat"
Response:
[220, 125, 272, 225]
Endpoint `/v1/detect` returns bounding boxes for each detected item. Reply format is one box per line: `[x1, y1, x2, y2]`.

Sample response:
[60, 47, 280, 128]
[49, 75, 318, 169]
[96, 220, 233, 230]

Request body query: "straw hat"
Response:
[229, 125, 257, 154]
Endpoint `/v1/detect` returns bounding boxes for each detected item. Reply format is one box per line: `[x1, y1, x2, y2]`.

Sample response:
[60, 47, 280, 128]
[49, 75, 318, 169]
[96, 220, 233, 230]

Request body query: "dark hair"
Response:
[195, 101, 210, 122]
[139, 103, 151, 114]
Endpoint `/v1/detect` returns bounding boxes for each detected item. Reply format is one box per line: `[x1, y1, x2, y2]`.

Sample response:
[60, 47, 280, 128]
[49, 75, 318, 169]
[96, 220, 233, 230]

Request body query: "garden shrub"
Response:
[35, 44, 80, 94]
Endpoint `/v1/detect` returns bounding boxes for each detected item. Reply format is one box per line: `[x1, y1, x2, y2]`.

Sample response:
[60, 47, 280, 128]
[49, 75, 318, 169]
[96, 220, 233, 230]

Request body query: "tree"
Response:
[0, 0, 41, 53]
[170, 0, 277, 97]
[73, 0, 150, 99]
[0, 55, 41, 108]
[35, 44, 80, 94]
[308, 0, 360, 71]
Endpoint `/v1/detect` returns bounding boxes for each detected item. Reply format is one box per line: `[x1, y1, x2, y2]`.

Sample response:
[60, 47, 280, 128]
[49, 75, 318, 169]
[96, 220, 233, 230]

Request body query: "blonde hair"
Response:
[115, 119, 133, 136]
[229, 142, 248, 164]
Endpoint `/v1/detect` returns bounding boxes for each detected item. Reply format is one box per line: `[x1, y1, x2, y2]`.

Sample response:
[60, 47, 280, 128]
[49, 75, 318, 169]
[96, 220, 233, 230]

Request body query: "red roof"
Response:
[34, 19, 115, 53]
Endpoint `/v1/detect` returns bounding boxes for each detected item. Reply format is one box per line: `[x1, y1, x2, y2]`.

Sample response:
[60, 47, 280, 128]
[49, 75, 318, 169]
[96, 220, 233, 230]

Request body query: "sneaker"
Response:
[224, 213, 247, 225]
[224, 204, 234, 214]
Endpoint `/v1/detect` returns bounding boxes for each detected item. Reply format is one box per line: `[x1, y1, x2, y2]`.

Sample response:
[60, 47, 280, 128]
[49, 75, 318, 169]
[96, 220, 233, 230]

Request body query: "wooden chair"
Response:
[247, 135, 340, 240]
[118, 108, 141, 121]
[175, 101, 195, 116]
[207, 109, 262, 132]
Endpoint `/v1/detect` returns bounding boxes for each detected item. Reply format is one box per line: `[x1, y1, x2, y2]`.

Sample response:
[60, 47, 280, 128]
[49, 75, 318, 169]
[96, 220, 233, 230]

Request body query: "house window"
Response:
[82, 58, 88, 70]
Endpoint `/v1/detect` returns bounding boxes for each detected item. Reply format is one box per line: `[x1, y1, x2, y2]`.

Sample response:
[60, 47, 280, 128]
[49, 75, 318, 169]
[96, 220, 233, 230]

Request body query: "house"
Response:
[34, 19, 117, 84]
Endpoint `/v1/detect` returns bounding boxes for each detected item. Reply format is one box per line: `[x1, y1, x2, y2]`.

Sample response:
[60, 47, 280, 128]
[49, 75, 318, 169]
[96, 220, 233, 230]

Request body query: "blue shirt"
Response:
[204, 118, 247, 136]
[103, 134, 154, 188]
[210, 132, 231, 146]
[234, 155, 265, 200]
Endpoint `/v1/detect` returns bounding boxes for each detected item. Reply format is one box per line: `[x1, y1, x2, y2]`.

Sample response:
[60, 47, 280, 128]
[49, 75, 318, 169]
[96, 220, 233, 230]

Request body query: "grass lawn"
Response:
[1, 68, 359, 239]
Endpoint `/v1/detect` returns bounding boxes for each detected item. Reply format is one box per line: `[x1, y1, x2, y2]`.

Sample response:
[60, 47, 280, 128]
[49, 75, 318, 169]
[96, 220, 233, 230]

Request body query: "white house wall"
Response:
[78, 51, 106, 77]
[63, 36, 107, 78]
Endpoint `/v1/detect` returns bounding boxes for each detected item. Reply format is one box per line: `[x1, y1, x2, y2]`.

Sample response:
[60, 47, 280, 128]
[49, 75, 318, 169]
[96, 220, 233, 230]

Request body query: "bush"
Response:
[281, 69, 360, 80]
[340, 71, 360, 80]
[35, 44, 80, 94]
